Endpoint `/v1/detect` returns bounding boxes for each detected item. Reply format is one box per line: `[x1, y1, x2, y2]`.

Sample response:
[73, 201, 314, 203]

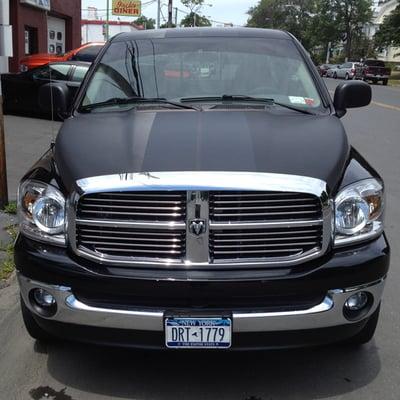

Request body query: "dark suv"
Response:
[16, 28, 390, 350]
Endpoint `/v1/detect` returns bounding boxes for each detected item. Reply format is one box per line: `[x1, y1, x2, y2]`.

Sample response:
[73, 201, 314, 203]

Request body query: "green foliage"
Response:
[134, 15, 156, 29]
[0, 225, 17, 282]
[375, 3, 400, 48]
[181, 0, 205, 14]
[3, 201, 17, 215]
[181, 12, 211, 27]
[247, 0, 373, 60]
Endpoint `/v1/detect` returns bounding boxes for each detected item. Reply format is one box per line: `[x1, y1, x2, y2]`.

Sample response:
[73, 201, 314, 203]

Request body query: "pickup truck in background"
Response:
[355, 60, 391, 85]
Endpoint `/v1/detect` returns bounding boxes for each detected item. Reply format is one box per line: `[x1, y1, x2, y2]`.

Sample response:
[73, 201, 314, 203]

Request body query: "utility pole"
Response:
[157, 0, 161, 29]
[106, 0, 110, 40]
[168, 0, 173, 27]
[326, 41, 331, 64]
[0, 0, 11, 208]
[174, 7, 178, 26]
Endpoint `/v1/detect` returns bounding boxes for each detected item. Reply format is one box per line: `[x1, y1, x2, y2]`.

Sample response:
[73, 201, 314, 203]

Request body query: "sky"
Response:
[81, 0, 258, 27]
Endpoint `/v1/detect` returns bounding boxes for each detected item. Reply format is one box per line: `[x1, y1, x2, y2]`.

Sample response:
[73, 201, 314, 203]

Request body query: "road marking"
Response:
[370, 101, 400, 112]
[328, 90, 400, 112]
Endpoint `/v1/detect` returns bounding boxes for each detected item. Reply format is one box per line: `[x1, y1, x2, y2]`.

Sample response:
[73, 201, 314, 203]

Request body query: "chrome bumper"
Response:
[17, 273, 386, 333]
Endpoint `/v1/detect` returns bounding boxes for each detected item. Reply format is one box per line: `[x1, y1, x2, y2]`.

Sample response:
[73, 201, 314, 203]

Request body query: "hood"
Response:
[55, 109, 349, 193]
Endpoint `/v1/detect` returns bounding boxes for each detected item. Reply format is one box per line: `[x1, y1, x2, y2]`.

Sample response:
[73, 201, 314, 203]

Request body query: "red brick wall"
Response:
[9, 0, 81, 72]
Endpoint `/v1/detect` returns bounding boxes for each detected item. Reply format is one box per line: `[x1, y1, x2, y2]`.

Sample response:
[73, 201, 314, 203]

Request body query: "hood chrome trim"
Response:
[76, 171, 328, 197]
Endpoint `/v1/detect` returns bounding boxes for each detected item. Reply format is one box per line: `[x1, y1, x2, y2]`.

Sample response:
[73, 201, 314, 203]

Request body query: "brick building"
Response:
[9, 0, 81, 72]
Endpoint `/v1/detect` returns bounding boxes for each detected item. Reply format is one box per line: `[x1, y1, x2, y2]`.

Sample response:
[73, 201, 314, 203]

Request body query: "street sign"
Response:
[20, 0, 51, 11]
[112, 0, 141, 17]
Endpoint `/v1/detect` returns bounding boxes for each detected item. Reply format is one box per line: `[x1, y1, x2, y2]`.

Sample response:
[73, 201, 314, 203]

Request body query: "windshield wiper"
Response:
[180, 95, 316, 115]
[80, 97, 200, 112]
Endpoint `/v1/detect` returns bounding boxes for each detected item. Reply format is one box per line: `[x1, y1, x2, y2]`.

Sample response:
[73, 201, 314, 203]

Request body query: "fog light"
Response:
[345, 292, 369, 311]
[33, 288, 56, 307]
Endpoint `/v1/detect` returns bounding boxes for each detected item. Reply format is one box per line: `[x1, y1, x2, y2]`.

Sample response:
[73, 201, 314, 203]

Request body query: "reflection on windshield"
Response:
[82, 37, 322, 110]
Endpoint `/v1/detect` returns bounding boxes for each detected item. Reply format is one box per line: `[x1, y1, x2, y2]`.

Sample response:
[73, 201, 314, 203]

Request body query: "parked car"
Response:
[19, 42, 104, 72]
[16, 28, 389, 350]
[318, 64, 336, 77]
[333, 62, 361, 80]
[1, 61, 90, 118]
[325, 65, 340, 78]
[355, 60, 391, 85]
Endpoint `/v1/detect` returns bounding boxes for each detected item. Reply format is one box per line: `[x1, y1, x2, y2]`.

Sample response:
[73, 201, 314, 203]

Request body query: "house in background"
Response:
[81, 7, 143, 43]
[366, 0, 399, 63]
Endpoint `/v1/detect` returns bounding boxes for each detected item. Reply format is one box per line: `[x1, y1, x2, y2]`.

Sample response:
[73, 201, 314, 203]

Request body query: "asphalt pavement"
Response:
[0, 79, 399, 400]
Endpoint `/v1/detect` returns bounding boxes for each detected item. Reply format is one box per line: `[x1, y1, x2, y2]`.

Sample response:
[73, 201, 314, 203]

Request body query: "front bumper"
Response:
[19, 273, 385, 333]
[15, 234, 390, 348]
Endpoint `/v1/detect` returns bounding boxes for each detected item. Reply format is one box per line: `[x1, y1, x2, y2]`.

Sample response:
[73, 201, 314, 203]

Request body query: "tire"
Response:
[333, 72, 337, 79]
[20, 296, 53, 342]
[372, 79, 377, 84]
[344, 304, 380, 346]
[383, 79, 388, 86]
[345, 73, 350, 80]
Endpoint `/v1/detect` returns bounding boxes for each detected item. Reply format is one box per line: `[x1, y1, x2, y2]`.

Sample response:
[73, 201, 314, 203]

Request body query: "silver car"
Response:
[334, 62, 361, 80]
[326, 65, 340, 78]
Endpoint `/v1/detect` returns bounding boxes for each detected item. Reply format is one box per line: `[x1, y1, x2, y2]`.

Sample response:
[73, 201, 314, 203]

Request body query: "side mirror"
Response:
[333, 81, 371, 118]
[38, 83, 70, 120]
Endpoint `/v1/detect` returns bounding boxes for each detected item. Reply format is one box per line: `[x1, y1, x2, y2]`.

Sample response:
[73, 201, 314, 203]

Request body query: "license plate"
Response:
[165, 318, 232, 349]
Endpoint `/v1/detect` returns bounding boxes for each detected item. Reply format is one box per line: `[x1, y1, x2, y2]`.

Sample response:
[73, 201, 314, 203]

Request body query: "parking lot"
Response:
[0, 78, 399, 400]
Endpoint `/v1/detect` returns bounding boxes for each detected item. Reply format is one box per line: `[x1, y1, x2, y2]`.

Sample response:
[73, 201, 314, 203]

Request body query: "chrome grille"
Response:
[209, 191, 322, 222]
[210, 226, 323, 260]
[71, 172, 330, 268]
[78, 191, 186, 221]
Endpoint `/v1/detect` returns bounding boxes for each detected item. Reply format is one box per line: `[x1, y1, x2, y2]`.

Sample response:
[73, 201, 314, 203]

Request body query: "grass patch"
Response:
[3, 201, 17, 215]
[0, 225, 18, 282]
[389, 71, 400, 86]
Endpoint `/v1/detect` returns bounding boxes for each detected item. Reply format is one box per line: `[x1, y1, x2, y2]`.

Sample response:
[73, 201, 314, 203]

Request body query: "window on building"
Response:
[24, 26, 38, 55]
[57, 32, 63, 41]
[49, 30, 55, 40]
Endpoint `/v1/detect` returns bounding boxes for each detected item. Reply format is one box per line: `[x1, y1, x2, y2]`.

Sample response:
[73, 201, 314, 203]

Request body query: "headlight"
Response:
[334, 179, 384, 247]
[18, 180, 66, 246]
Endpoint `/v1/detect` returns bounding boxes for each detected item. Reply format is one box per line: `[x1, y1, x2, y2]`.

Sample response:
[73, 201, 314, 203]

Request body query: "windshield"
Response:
[81, 37, 323, 111]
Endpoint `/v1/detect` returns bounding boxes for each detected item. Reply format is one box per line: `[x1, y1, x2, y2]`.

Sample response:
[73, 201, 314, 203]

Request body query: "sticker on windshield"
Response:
[305, 98, 315, 106]
[289, 96, 306, 105]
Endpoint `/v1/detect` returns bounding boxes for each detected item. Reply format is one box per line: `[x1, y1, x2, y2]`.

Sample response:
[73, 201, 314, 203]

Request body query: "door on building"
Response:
[24, 27, 38, 55]
[47, 16, 66, 55]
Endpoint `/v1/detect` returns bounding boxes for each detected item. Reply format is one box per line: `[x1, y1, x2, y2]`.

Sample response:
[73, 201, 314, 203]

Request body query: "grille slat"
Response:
[210, 191, 321, 223]
[78, 191, 186, 222]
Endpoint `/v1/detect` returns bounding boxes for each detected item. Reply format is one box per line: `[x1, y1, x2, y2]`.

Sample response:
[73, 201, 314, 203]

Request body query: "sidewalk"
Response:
[4, 115, 61, 200]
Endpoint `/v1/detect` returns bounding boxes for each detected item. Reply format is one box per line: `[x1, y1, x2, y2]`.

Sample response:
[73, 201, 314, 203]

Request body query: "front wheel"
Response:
[344, 304, 380, 346]
[345, 73, 350, 80]
[333, 72, 337, 79]
[382, 79, 388, 86]
[20, 296, 53, 342]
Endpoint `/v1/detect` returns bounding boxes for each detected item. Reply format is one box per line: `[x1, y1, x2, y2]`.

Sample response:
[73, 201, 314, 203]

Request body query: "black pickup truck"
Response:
[355, 60, 391, 85]
[15, 28, 390, 350]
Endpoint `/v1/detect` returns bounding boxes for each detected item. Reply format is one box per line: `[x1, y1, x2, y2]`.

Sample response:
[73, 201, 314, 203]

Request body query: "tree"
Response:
[134, 15, 156, 29]
[247, 0, 373, 60]
[180, 12, 211, 27]
[375, 3, 400, 49]
[247, 0, 317, 50]
[333, 0, 373, 60]
[181, 0, 206, 14]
